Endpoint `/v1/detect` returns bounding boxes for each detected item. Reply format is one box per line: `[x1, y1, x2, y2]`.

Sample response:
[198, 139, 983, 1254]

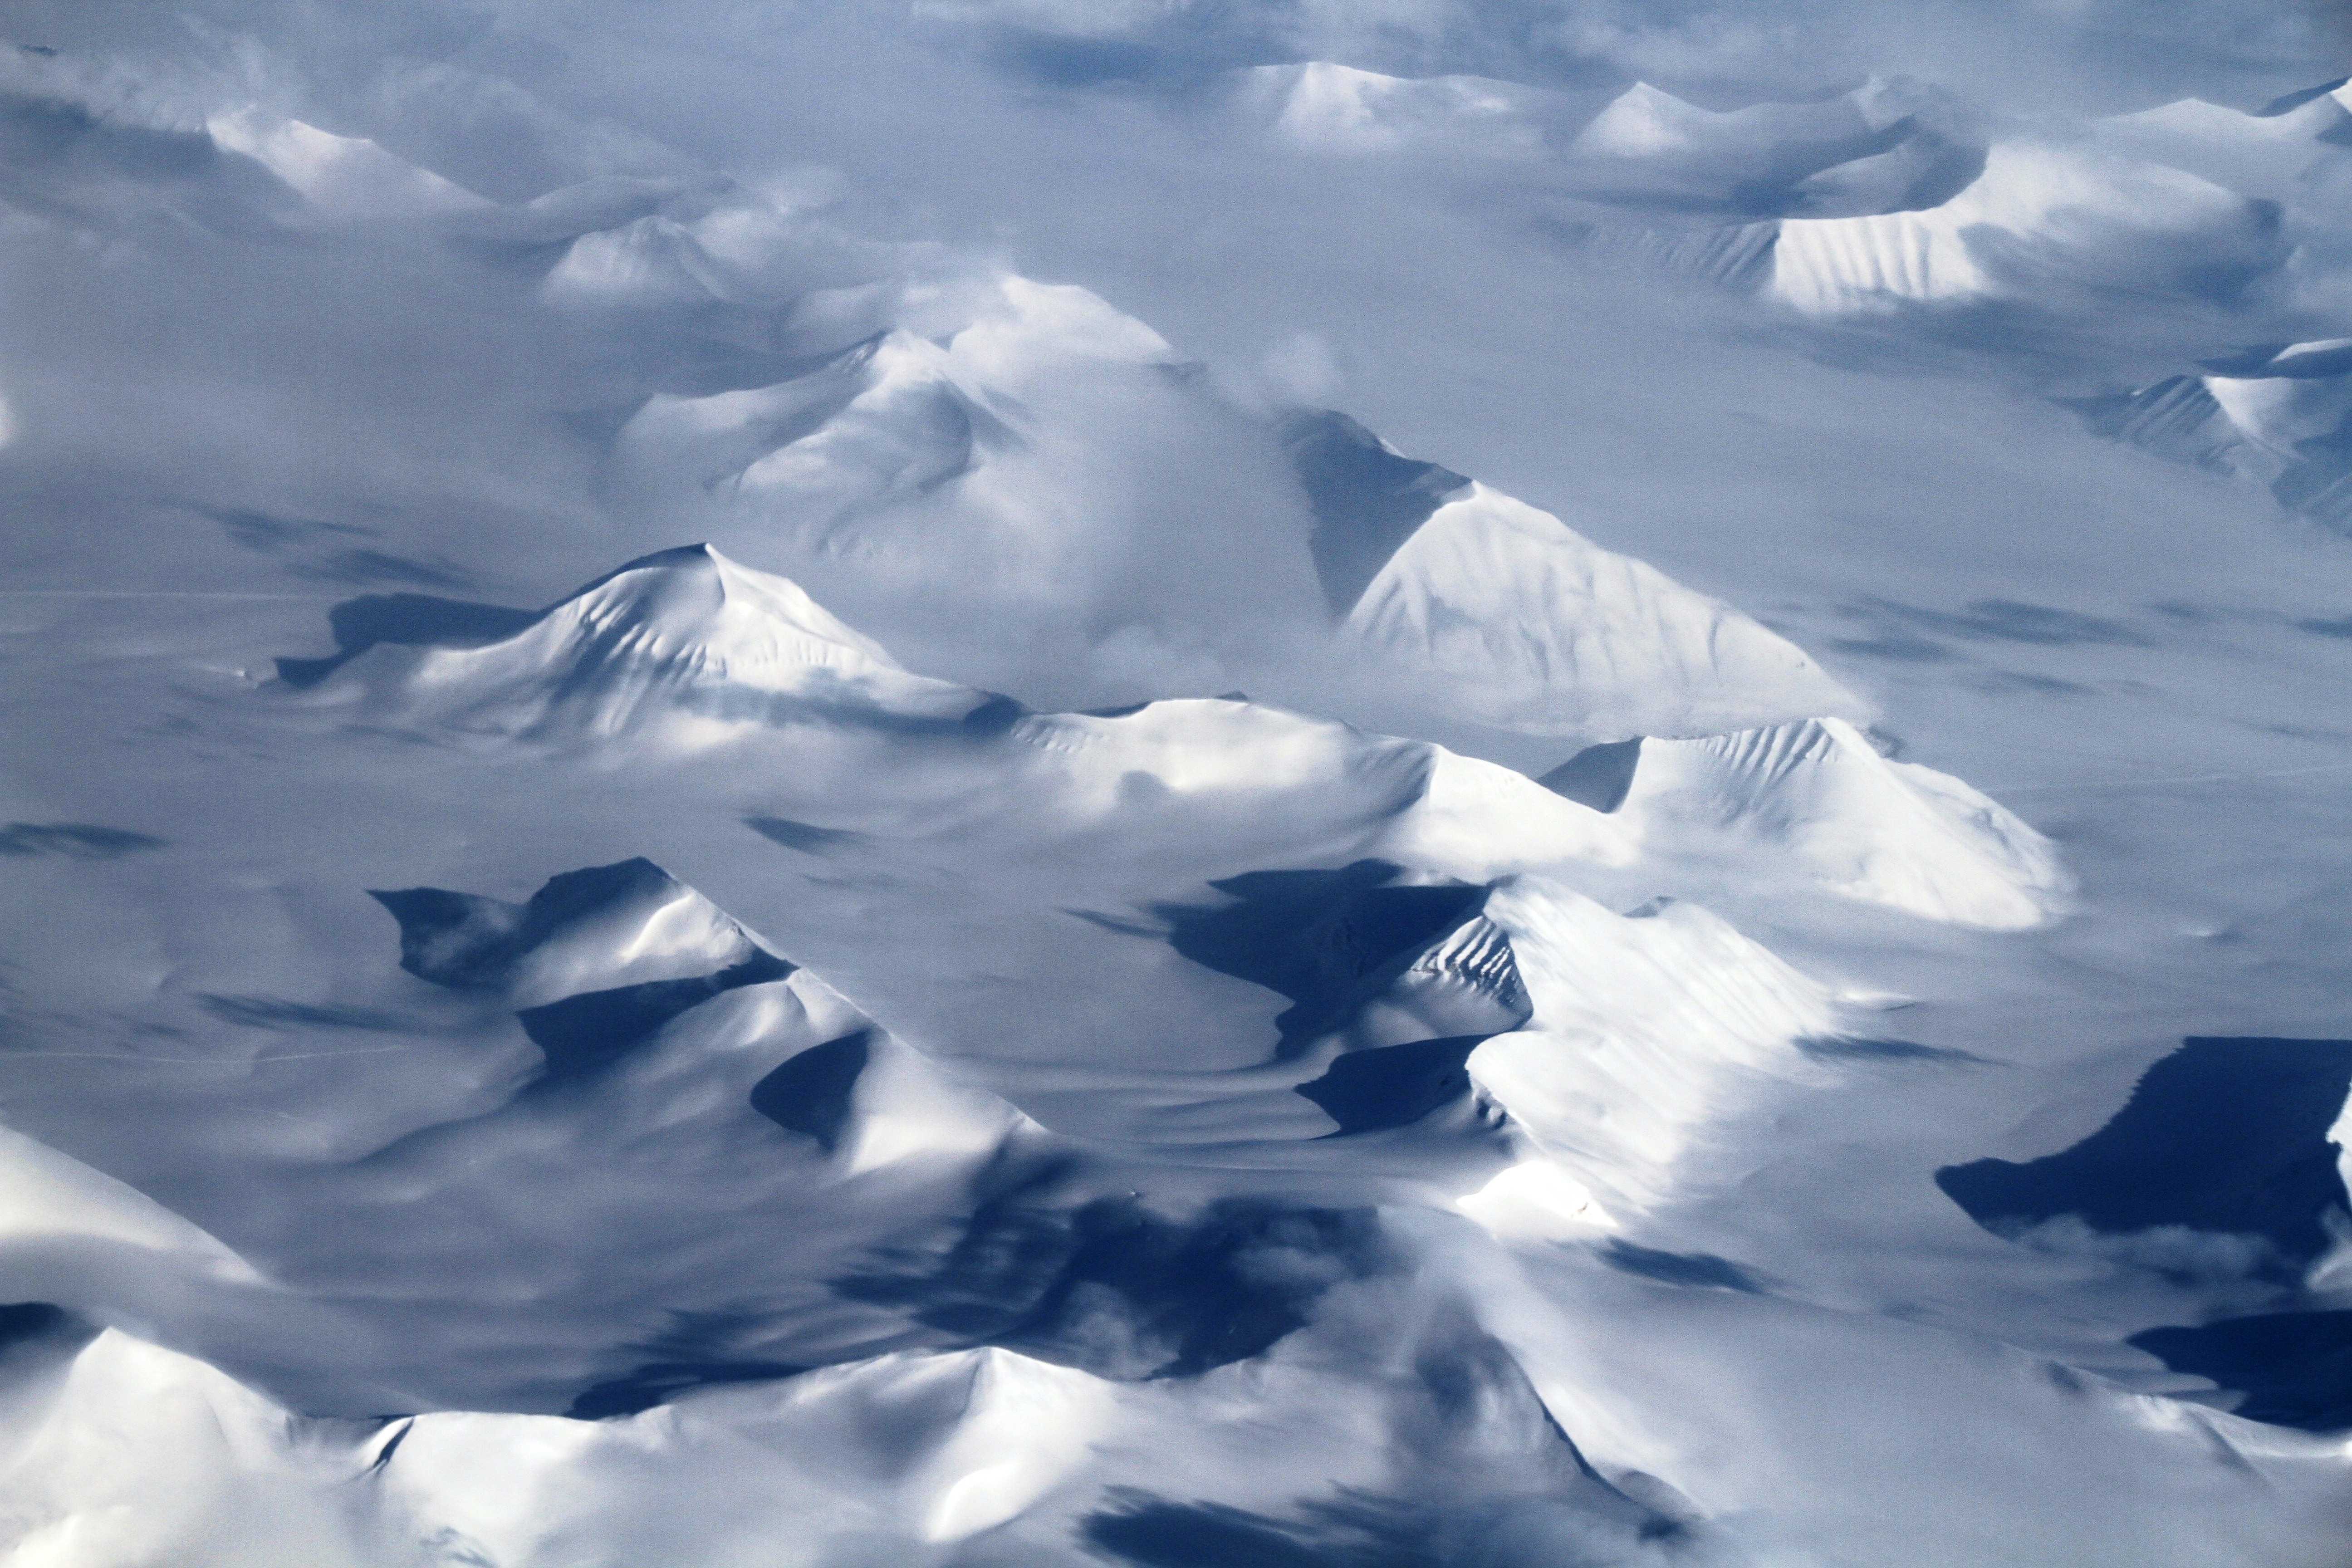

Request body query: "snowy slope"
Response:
[1222, 61, 1571, 158]
[2075, 340, 2352, 532]
[278, 547, 1637, 1163]
[1769, 139, 2285, 316]
[1468, 878, 1841, 1221]
[291, 543, 991, 740]
[0, 1299, 1701, 1568]
[1566, 78, 1982, 218]
[603, 260, 1330, 666]
[11, 16, 2352, 1568]
[206, 108, 494, 221]
[1340, 477, 1861, 737]
[1223, 69, 1984, 219]
[2096, 80, 2352, 202]
[1544, 718, 2072, 928]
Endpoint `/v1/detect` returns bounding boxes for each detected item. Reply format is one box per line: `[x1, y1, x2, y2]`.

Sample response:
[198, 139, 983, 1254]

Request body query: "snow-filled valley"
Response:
[0, 3, 2350, 1564]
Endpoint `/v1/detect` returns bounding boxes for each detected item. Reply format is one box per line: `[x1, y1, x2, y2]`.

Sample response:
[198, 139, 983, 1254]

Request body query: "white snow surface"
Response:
[1225, 62, 1568, 158]
[1346, 480, 1862, 737]
[2, 15, 2351, 1568]
[1770, 139, 2281, 315]
[1469, 879, 1842, 1220]
[313, 543, 985, 740]
[1565, 78, 1970, 215]
[205, 109, 493, 221]
[1614, 718, 2074, 929]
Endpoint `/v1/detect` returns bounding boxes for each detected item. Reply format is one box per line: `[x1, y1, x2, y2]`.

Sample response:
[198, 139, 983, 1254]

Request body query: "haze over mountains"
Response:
[0, 2, 2350, 1565]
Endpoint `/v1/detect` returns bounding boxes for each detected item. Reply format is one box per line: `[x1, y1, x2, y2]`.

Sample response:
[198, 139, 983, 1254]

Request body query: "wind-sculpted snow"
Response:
[289, 543, 994, 740]
[1558, 218, 1783, 289]
[1467, 880, 1842, 1222]
[2073, 340, 2352, 533]
[1547, 718, 2073, 929]
[8, 10, 2352, 1565]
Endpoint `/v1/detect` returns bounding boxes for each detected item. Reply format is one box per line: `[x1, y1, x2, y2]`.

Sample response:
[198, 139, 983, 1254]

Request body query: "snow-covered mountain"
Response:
[1215, 59, 2352, 535]
[1289, 407, 1860, 736]
[4, 12, 2352, 1568]
[292, 542, 993, 739]
[2072, 338, 2352, 531]
[1222, 60, 1580, 159]
[1541, 718, 2072, 928]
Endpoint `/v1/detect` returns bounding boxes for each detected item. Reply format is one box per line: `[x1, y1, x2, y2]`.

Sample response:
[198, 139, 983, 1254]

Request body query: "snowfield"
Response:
[1, 7, 2351, 1567]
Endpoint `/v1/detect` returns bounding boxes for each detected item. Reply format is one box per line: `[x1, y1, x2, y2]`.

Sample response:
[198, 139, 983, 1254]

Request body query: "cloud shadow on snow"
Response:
[833, 1187, 1387, 1381]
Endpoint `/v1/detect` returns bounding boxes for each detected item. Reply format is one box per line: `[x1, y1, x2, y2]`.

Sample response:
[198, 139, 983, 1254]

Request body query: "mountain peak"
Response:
[289, 544, 988, 738]
[559, 542, 904, 676]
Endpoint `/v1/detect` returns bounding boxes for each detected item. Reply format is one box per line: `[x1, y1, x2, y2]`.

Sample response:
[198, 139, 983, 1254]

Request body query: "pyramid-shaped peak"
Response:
[554, 543, 905, 680]
[285, 543, 991, 740]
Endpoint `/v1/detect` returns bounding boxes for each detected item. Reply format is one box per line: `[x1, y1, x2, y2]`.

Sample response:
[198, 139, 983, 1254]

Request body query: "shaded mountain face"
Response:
[836, 1191, 1391, 1382]
[372, 857, 782, 1000]
[8, 15, 2352, 1568]
[1539, 737, 1646, 813]
[2127, 1310, 2352, 1431]
[1281, 409, 1470, 618]
[1282, 430, 1863, 738]
[1151, 859, 1492, 1050]
[2068, 340, 2352, 534]
[1940, 1037, 2352, 1434]
[1939, 1037, 2352, 1277]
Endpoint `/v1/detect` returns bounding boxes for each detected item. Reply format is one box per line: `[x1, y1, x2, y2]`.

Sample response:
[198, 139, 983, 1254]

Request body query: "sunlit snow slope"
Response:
[3, 16, 2352, 1568]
